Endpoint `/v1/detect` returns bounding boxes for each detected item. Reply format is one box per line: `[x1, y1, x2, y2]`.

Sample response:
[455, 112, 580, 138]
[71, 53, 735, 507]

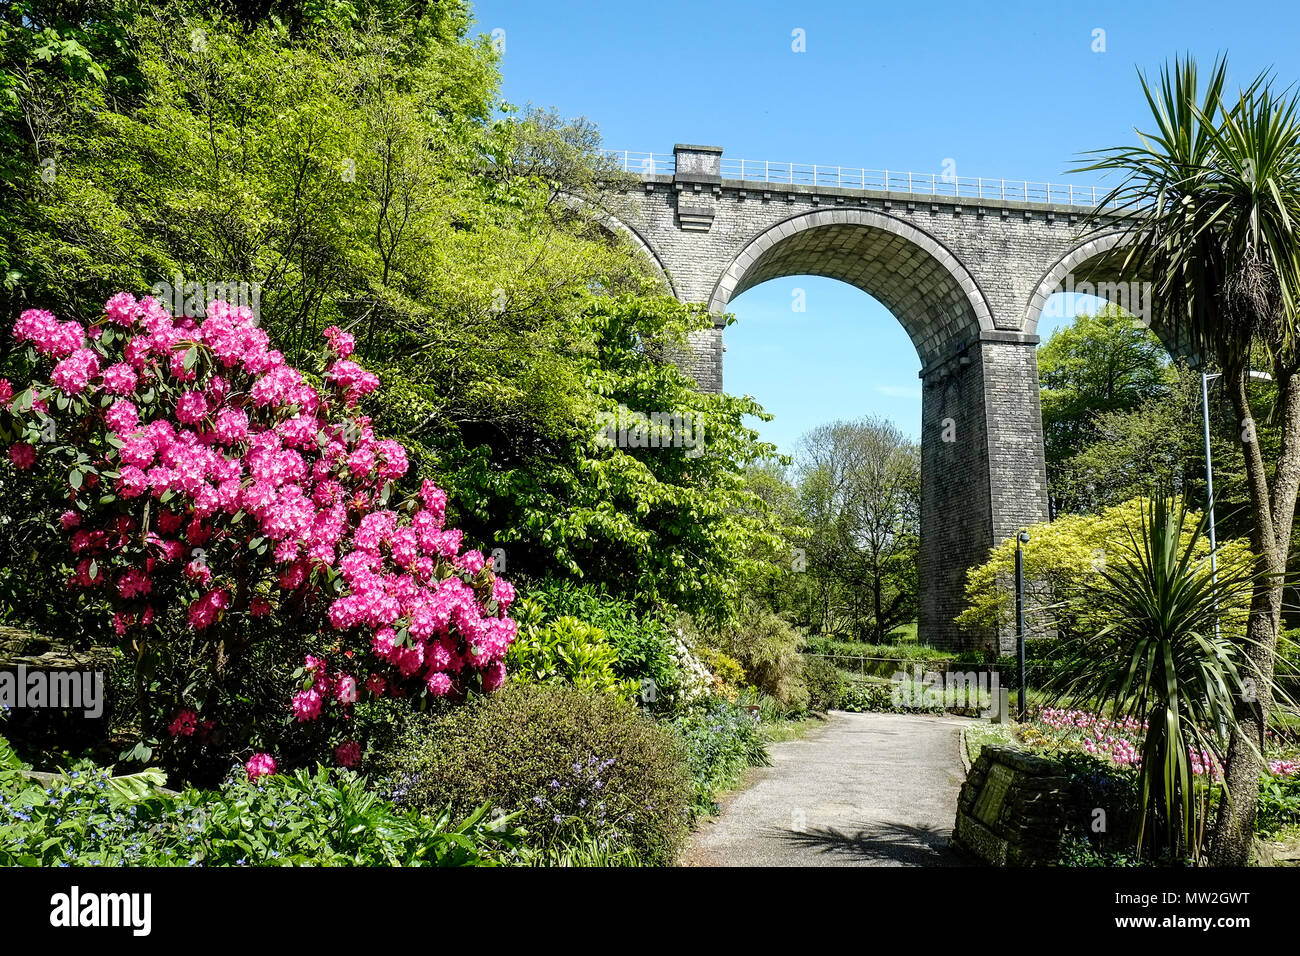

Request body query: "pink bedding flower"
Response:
[105, 292, 140, 327]
[50, 348, 100, 395]
[101, 362, 138, 396]
[425, 671, 453, 697]
[104, 398, 139, 434]
[168, 708, 199, 737]
[291, 687, 323, 722]
[14, 309, 84, 358]
[323, 326, 355, 358]
[186, 587, 230, 630]
[117, 567, 152, 598]
[175, 390, 208, 424]
[334, 675, 358, 705]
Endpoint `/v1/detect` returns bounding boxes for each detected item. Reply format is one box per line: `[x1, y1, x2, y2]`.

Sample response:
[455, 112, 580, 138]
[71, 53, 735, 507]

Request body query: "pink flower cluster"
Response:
[1038, 707, 1147, 736]
[1269, 759, 1300, 777]
[5, 295, 517, 771]
[168, 708, 199, 737]
[245, 752, 277, 780]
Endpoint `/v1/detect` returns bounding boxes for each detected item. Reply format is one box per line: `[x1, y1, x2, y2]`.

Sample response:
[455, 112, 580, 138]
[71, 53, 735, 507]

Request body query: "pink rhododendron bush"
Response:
[0, 294, 516, 780]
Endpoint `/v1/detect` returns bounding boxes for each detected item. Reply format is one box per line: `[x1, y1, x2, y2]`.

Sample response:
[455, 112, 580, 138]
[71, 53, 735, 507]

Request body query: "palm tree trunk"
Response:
[1209, 369, 1300, 863]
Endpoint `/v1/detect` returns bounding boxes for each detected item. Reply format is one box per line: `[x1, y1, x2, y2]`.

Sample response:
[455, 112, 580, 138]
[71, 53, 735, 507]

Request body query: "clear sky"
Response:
[470, 0, 1300, 454]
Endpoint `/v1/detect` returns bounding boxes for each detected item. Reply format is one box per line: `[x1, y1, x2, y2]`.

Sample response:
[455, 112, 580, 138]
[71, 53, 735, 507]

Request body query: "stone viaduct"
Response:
[603, 144, 1152, 653]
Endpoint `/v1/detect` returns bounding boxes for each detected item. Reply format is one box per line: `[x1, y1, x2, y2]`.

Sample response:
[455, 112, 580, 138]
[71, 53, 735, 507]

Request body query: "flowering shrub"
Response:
[670, 697, 769, 817]
[1029, 708, 1146, 770]
[381, 683, 692, 864]
[0, 295, 515, 774]
[664, 629, 712, 711]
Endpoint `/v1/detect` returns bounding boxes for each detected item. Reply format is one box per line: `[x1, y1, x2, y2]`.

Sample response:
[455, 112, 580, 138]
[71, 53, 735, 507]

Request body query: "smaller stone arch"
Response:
[1023, 232, 1195, 360]
[1023, 232, 1130, 336]
[558, 193, 678, 298]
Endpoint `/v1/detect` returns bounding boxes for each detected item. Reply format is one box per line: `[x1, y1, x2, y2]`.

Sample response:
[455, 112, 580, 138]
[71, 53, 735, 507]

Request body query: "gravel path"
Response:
[684, 711, 971, 867]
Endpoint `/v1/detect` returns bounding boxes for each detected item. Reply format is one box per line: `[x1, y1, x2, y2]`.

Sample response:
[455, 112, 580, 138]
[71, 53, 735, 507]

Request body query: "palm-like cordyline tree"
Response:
[1079, 56, 1300, 864]
[1045, 496, 1259, 861]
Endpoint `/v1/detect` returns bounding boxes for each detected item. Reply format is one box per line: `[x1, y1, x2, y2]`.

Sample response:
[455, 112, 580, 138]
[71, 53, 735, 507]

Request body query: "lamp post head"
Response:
[1018, 531, 1030, 544]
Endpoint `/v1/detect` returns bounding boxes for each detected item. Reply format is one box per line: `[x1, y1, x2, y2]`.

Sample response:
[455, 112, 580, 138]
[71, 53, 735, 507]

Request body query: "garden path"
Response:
[684, 711, 970, 866]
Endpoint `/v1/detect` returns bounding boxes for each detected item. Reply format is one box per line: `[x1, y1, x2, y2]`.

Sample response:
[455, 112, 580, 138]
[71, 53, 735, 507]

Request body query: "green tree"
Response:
[396, 295, 783, 623]
[0, 2, 786, 633]
[736, 456, 805, 614]
[794, 416, 919, 640]
[1039, 305, 1174, 515]
[958, 496, 1251, 647]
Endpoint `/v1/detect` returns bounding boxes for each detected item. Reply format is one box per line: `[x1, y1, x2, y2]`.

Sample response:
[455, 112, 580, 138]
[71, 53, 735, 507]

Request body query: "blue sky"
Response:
[471, 0, 1300, 454]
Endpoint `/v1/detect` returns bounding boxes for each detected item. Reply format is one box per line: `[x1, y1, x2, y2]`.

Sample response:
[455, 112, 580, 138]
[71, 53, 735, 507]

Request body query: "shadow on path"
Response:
[775, 820, 968, 866]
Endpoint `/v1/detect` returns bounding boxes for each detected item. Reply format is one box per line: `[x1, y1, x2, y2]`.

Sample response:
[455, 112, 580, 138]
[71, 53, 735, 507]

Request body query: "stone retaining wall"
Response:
[952, 744, 1070, 865]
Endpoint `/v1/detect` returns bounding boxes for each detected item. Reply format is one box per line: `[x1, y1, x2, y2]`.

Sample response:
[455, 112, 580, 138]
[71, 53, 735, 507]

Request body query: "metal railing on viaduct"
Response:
[606, 149, 1118, 209]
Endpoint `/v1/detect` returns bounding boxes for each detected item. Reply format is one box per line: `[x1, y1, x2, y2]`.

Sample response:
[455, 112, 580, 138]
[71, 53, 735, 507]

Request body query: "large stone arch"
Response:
[602, 141, 1160, 651]
[685, 207, 1042, 653]
[706, 209, 996, 367]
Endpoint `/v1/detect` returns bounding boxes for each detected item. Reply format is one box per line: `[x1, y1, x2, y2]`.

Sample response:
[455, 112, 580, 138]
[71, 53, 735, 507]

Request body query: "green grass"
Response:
[963, 721, 1017, 765]
[889, 622, 919, 643]
[802, 635, 956, 663]
[761, 713, 829, 743]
